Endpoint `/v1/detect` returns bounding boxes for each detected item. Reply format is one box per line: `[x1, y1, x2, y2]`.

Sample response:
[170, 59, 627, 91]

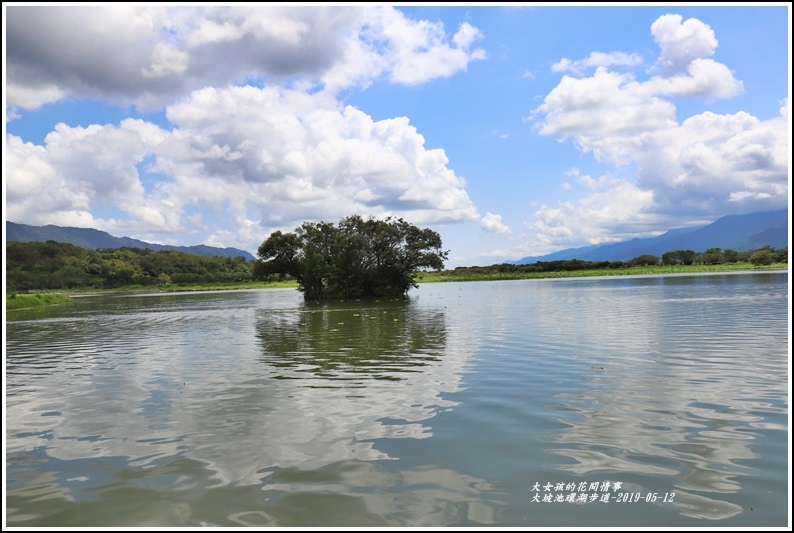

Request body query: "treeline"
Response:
[445, 246, 788, 276]
[5, 240, 788, 293]
[6, 240, 255, 292]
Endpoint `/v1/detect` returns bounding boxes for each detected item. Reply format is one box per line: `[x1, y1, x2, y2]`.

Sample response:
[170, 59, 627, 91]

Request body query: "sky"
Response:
[3, 4, 791, 268]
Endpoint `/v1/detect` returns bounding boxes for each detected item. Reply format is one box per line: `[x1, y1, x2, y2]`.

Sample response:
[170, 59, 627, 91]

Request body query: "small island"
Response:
[254, 215, 447, 300]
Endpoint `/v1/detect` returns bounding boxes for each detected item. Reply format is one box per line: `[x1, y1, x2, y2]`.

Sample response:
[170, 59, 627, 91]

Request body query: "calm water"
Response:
[4, 272, 789, 527]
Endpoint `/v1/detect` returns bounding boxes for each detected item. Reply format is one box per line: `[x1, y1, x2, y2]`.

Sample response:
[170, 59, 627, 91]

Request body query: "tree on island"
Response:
[254, 215, 448, 300]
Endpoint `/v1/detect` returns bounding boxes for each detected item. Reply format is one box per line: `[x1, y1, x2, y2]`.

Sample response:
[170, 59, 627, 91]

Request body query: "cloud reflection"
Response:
[535, 275, 787, 520]
[6, 291, 475, 491]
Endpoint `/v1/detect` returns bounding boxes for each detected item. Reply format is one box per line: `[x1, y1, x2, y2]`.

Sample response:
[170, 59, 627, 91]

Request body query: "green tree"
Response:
[104, 259, 138, 287]
[6, 241, 258, 290]
[678, 250, 697, 265]
[255, 215, 448, 300]
[722, 248, 740, 263]
[703, 247, 723, 264]
[749, 249, 775, 266]
[662, 249, 697, 265]
[628, 254, 660, 267]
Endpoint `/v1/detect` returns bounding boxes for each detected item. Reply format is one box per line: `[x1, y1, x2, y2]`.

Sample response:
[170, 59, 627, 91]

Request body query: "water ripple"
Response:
[5, 274, 789, 527]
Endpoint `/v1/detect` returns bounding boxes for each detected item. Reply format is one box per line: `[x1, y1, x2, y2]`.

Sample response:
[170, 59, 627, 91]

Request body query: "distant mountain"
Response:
[5, 222, 256, 261]
[512, 209, 789, 264]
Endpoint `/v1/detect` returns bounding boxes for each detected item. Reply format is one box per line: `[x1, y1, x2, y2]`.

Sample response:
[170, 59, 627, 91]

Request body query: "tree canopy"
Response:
[254, 215, 448, 300]
[5, 241, 253, 292]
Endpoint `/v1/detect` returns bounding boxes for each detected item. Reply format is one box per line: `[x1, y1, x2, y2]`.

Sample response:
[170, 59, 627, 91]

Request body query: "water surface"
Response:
[5, 272, 789, 526]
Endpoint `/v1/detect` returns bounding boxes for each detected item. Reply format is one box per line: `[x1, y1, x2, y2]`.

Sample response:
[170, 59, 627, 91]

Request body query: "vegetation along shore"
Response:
[5, 234, 787, 312]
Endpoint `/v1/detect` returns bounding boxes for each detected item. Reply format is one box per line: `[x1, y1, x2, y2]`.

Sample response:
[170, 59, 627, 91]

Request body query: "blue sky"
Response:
[3, 4, 790, 267]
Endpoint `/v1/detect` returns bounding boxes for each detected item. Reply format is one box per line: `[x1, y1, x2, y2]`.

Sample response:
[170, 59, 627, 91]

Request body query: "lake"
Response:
[4, 272, 789, 527]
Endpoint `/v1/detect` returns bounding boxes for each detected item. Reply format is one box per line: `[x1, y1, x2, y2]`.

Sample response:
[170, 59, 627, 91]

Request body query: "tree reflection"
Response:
[256, 297, 447, 382]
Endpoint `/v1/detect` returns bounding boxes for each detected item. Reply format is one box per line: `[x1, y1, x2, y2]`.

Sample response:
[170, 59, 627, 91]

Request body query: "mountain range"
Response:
[5, 222, 256, 261]
[511, 209, 789, 264]
[5, 209, 788, 265]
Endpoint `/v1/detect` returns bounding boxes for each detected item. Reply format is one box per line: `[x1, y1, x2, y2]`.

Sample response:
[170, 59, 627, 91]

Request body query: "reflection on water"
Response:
[5, 458, 502, 527]
[248, 297, 461, 465]
[5, 273, 789, 527]
[6, 289, 489, 526]
[256, 297, 447, 381]
[534, 275, 788, 520]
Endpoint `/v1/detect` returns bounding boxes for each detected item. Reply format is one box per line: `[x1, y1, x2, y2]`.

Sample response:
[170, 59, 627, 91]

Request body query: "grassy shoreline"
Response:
[6, 292, 75, 311]
[6, 263, 788, 312]
[66, 279, 299, 296]
[415, 262, 788, 283]
[5, 280, 298, 312]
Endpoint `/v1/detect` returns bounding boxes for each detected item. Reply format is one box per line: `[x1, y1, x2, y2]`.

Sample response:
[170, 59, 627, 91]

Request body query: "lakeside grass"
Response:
[416, 262, 789, 283]
[6, 263, 787, 312]
[6, 280, 299, 312]
[6, 292, 74, 311]
[65, 279, 299, 296]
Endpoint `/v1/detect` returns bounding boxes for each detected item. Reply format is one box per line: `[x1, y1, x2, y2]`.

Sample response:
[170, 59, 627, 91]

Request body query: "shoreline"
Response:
[7, 263, 787, 312]
[416, 263, 788, 284]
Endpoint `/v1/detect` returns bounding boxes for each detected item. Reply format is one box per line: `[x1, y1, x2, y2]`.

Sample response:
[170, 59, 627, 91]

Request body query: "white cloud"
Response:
[528, 175, 657, 252]
[6, 5, 172, 108]
[141, 43, 190, 79]
[535, 68, 679, 135]
[4, 5, 361, 109]
[5, 135, 96, 227]
[6, 85, 480, 252]
[552, 51, 643, 75]
[528, 12, 785, 250]
[643, 58, 743, 100]
[634, 104, 790, 216]
[5, 5, 488, 254]
[5, 82, 65, 111]
[650, 14, 718, 75]
[5, 6, 486, 110]
[6, 118, 183, 235]
[330, 8, 486, 90]
[452, 21, 482, 49]
[533, 12, 744, 168]
[163, 86, 479, 226]
[480, 212, 511, 234]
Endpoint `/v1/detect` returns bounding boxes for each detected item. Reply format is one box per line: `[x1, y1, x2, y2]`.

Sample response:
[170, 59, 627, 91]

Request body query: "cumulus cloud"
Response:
[322, 9, 485, 92]
[400, 21, 485, 83]
[480, 212, 511, 234]
[528, 175, 657, 250]
[5, 82, 65, 112]
[164, 86, 479, 225]
[5, 5, 488, 253]
[6, 6, 174, 109]
[5, 135, 93, 226]
[6, 118, 180, 234]
[651, 13, 718, 75]
[5, 5, 486, 110]
[5, 5, 356, 109]
[533, 67, 678, 164]
[141, 43, 190, 79]
[528, 13, 785, 251]
[5, 85, 480, 251]
[643, 58, 743, 101]
[634, 102, 790, 216]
